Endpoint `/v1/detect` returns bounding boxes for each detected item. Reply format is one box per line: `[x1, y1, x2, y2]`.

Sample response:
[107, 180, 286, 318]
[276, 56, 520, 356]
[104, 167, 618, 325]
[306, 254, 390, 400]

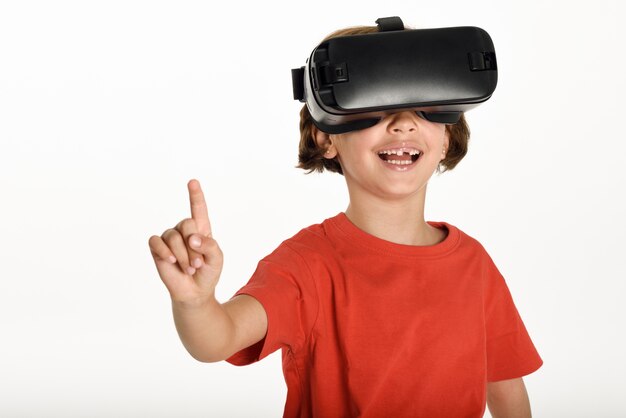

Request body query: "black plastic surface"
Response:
[315, 27, 496, 112]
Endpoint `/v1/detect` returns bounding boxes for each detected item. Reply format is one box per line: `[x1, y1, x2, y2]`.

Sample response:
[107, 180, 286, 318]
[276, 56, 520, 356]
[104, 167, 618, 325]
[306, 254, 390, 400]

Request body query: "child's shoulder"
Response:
[256, 215, 337, 271]
[436, 220, 493, 259]
[450, 223, 507, 272]
[451, 223, 483, 248]
[279, 214, 338, 253]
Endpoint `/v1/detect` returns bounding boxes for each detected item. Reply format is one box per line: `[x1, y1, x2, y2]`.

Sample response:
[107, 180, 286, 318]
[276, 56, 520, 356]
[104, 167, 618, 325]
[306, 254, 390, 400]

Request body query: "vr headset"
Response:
[291, 16, 497, 134]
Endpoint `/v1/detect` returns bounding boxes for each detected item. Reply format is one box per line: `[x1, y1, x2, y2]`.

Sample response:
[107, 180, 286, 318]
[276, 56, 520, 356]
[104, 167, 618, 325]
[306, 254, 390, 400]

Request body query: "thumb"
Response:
[189, 234, 223, 270]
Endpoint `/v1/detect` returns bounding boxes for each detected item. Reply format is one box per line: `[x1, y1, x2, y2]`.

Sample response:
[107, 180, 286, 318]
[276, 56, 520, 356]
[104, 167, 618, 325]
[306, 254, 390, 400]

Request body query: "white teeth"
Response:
[383, 159, 413, 165]
[378, 148, 421, 155]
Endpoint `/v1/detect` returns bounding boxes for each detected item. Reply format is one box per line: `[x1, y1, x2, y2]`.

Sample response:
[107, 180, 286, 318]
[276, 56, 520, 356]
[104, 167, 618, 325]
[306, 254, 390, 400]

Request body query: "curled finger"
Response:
[148, 235, 177, 264]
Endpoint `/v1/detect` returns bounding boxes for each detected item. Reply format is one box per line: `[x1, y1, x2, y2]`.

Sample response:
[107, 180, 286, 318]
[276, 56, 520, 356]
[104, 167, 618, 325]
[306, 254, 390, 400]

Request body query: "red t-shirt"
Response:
[226, 213, 543, 417]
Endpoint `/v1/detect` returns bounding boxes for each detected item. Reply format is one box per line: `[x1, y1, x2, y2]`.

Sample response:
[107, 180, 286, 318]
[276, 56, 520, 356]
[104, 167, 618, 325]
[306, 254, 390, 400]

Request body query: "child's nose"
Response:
[386, 111, 418, 133]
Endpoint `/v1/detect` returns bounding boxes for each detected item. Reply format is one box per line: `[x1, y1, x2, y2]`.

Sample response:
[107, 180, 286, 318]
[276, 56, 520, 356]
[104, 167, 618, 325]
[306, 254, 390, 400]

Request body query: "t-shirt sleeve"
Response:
[482, 250, 543, 382]
[224, 241, 318, 366]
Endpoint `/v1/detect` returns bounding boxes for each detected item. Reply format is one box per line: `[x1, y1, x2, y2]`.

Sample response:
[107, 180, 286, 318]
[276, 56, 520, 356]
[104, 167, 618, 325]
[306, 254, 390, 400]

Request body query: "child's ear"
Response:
[311, 124, 329, 148]
[312, 125, 337, 158]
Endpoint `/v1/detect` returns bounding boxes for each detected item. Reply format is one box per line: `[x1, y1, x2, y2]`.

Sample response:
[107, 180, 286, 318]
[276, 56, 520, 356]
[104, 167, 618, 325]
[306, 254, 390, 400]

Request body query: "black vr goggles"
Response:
[291, 16, 498, 134]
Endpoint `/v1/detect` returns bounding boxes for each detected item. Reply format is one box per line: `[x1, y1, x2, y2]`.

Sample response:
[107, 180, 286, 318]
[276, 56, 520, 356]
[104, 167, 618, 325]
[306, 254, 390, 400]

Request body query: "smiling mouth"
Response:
[377, 151, 421, 165]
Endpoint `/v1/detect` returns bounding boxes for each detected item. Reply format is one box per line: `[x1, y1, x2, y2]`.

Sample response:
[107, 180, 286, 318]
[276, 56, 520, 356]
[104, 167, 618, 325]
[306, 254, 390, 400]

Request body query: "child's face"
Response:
[316, 110, 450, 201]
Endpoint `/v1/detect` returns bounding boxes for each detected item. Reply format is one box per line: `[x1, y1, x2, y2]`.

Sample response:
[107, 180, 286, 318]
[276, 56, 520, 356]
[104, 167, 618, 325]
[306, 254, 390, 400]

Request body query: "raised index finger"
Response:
[187, 179, 212, 237]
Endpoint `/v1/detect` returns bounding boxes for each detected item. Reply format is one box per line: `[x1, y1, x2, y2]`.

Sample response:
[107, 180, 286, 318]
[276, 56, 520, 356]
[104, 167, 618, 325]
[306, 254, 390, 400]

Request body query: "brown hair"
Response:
[296, 25, 471, 176]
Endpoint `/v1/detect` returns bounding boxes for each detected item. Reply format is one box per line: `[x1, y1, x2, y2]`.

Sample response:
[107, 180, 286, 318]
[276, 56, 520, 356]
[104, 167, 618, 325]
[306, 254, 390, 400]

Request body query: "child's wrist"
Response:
[171, 293, 218, 310]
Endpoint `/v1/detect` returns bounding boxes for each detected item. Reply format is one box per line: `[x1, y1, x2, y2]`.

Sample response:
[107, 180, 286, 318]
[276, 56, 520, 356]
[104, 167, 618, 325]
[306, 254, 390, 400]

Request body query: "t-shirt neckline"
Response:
[328, 212, 461, 258]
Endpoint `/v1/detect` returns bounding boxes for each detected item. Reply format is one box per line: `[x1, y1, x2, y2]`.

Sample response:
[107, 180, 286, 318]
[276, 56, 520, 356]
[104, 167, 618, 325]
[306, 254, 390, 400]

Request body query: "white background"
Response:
[1, 0, 625, 417]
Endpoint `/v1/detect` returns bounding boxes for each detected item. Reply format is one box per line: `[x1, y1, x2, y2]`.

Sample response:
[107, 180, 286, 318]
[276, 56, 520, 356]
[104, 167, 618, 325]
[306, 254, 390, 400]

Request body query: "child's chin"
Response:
[377, 182, 428, 199]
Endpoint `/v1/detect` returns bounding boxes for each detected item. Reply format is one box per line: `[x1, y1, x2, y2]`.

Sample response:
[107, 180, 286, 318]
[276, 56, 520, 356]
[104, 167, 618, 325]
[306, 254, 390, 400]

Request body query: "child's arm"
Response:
[150, 179, 268, 363]
[486, 377, 532, 418]
[172, 294, 268, 363]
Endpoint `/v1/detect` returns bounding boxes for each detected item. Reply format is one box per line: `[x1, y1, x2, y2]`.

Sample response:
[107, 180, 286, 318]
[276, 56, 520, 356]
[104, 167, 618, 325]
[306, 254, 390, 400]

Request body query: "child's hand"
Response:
[149, 179, 224, 305]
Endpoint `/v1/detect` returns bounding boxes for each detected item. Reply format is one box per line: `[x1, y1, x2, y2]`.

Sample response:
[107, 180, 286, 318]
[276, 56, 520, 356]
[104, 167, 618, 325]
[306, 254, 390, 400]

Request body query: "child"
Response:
[149, 21, 543, 418]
